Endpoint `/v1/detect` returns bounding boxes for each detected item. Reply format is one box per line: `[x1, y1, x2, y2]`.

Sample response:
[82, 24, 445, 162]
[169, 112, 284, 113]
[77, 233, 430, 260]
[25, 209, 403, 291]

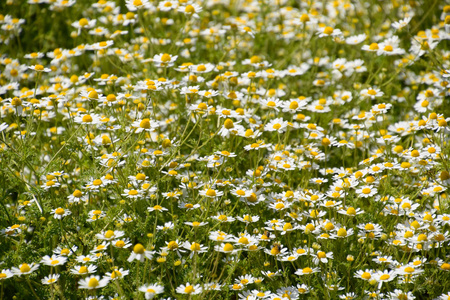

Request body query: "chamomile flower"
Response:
[72, 18, 96, 32]
[11, 263, 40, 276]
[345, 34, 367, 45]
[90, 242, 110, 253]
[317, 26, 343, 38]
[212, 213, 236, 223]
[96, 230, 124, 241]
[200, 188, 224, 198]
[41, 274, 60, 285]
[104, 267, 129, 281]
[354, 269, 375, 281]
[356, 185, 377, 198]
[74, 113, 102, 125]
[190, 63, 215, 74]
[153, 53, 178, 67]
[86, 40, 114, 50]
[53, 245, 78, 257]
[237, 214, 260, 224]
[182, 241, 208, 257]
[374, 270, 397, 287]
[377, 36, 405, 56]
[127, 243, 154, 262]
[260, 98, 282, 111]
[112, 238, 133, 249]
[265, 118, 288, 133]
[50, 206, 72, 219]
[41, 180, 61, 190]
[360, 87, 384, 99]
[70, 265, 97, 275]
[67, 190, 88, 204]
[87, 210, 106, 222]
[139, 284, 165, 299]
[312, 250, 333, 264]
[176, 282, 202, 294]
[28, 64, 51, 72]
[78, 275, 110, 290]
[295, 266, 320, 276]
[0, 269, 13, 280]
[76, 254, 98, 264]
[125, 0, 150, 11]
[392, 17, 412, 30]
[131, 118, 159, 133]
[214, 243, 239, 254]
[41, 255, 67, 266]
[184, 221, 208, 227]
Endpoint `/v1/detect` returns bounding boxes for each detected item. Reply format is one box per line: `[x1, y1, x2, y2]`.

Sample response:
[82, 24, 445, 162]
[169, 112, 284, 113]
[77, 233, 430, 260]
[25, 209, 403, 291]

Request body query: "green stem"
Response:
[27, 277, 41, 300]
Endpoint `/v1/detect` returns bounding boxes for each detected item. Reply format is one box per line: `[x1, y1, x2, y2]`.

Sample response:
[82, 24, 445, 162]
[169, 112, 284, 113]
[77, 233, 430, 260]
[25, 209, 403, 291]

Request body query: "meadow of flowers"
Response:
[1, 0, 450, 299]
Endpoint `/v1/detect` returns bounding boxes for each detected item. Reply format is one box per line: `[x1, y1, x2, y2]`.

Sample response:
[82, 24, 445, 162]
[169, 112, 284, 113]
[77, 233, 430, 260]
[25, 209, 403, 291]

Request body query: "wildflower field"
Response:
[1, 0, 450, 299]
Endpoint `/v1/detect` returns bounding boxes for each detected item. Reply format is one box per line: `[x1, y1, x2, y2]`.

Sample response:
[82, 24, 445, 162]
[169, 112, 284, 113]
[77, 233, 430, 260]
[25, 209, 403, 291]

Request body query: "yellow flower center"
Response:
[223, 243, 234, 252]
[111, 270, 122, 278]
[185, 5, 195, 14]
[224, 119, 234, 129]
[289, 101, 298, 109]
[369, 43, 379, 50]
[139, 118, 151, 129]
[135, 173, 146, 181]
[184, 285, 195, 293]
[197, 65, 206, 72]
[323, 26, 334, 35]
[159, 53, 171, 63]
[61, 248, 70, 256]
[88, 277, 99, 288]
[82, 115, 93, 123]
[380, 274, 390, 280]
[401, 203, 411, 209]
[104, 230, 115, 239]
[190, 243, 200, 251]
[79, 18, 89, 26]
[128, 190, 138, 196]
[417, 234, 427, 241]
[367, 89, 377, 95]
[20, 264, 31, 273]
[197, 102, 207, 110]
[167, 241, 178, 250]
[206, 189, 216, 197]
[337, 228, 347, 237]
[365, 224, 374, 231]
[133, 243, 145, 254]
[275, 202, 285, 209]
[106, 94, 116, 102]
[283, 223, 293, 231]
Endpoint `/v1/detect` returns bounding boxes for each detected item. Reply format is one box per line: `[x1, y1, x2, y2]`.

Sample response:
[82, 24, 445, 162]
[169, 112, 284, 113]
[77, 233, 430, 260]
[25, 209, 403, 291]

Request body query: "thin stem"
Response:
[26, 277, 41, 300]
